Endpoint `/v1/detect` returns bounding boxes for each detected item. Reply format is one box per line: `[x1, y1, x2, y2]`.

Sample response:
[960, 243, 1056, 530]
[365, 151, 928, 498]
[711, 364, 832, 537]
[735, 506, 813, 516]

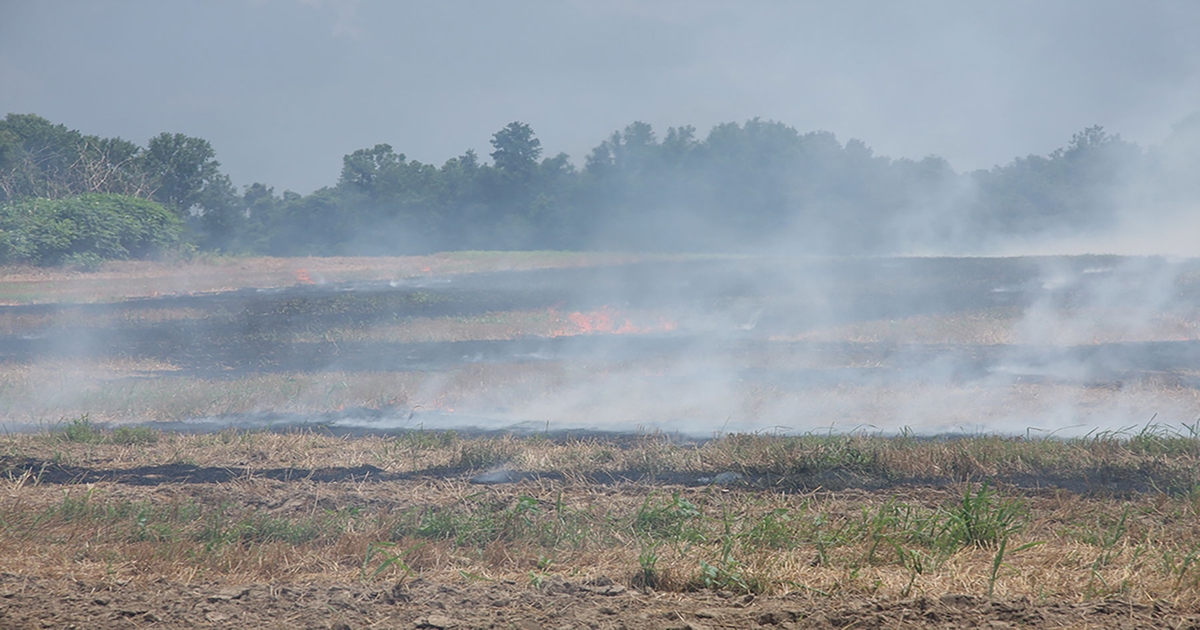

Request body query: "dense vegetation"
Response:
[1, 111, 1197, 264]
[0, 194, 182, 267]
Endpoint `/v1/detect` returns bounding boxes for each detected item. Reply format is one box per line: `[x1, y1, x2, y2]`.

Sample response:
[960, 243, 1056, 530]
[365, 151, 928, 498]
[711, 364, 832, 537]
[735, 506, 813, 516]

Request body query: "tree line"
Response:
[1, 111, 1196, 265]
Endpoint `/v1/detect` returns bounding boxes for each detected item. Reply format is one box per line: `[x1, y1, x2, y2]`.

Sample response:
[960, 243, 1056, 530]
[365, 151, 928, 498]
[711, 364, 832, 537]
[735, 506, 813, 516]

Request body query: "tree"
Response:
[75, 135, 153, 197]
[339, 143, 403, 197]
[0, 114, 157, 203]
[489, 122, 541, 178]
[194, 172, 242, 251]
[141, 132, 225, 214]
[0, 114, 87, 201]
[662, 125, 698, 162]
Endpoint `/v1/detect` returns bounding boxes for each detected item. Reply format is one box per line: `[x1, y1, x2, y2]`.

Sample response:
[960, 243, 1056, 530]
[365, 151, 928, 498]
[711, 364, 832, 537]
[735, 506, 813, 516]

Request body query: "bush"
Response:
[0, 193, 183, 266]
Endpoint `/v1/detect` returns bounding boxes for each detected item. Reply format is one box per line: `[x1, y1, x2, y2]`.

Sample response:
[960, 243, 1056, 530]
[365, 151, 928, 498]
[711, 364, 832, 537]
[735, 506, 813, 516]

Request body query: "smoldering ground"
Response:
[3, 106, 1198, 438]
[3, 253, 1200, 439]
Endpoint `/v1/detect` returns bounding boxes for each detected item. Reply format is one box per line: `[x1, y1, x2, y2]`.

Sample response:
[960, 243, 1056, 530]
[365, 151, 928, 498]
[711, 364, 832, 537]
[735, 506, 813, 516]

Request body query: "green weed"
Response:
[454, 439, 518, 469]
[944, 481, 1027, 549]
[633, 543, 664, 589]
[692, 505, 767, 595]
[55, 415, 159, 445]
[633, 492, 703, 542]
[361, 541, 424, 581]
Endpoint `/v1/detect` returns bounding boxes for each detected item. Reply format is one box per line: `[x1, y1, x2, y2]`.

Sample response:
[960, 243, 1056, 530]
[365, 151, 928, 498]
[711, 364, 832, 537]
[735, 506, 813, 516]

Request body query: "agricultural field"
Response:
[4, 252, 1200, 628]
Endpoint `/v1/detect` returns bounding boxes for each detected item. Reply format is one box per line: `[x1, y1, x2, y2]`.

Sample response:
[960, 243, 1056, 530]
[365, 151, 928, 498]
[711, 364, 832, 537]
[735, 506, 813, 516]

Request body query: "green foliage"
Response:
[59, 415, 105, 444]
[633, 543, 663, 589]
[361, 541, 423, 581]
[490, 121, 542, 178]
[718, 432, 885, 478]
[0, 114, 232, 252]
[3, 112, 1182, 256]
[973, 125, 1140, 236]
[194, 511, 324, 547]
[0, 193, 182, 265]
[385, 489, 608, 554]
[633, 493, 703, 542]
[691, 506, 768, 595]
[944, 481, 1028, 549]
[742, 508, 800, 550]
[0, 117, 61, 200]
[55, 415, 161, 445]
[141, 132, 227, 214]
[109, 426, 162, 446]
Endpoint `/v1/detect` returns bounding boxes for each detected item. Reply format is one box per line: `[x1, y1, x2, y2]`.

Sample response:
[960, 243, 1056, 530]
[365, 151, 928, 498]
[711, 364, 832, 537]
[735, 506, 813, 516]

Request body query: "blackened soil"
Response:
[2, 257, 1198, 381]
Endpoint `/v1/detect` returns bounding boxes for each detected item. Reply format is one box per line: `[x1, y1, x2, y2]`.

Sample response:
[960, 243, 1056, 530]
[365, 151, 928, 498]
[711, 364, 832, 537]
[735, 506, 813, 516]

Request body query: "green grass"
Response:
[11, 427, 1200, 599]
[56, 415, 161, 445]
[944, 481, 1028, 549]
[12, 491, 352, 550]
[633, 492, 704, 542]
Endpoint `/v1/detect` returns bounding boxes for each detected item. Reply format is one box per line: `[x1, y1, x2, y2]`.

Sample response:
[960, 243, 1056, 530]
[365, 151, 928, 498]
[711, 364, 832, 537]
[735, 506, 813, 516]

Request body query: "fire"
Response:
[414, 399, 456, 414]
[550, 306, 678, 337]
[294, 269, 314, 285]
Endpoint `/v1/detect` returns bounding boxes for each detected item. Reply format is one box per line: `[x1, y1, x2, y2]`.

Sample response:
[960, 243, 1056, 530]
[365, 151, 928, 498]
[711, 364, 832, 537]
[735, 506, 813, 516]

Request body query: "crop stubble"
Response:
[3, 253, 1200, 627]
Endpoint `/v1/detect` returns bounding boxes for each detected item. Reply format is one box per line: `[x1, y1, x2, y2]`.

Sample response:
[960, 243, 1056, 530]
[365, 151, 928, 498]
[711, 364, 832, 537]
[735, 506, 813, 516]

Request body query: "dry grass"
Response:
[288, 306, 681, 344]
[5, 428, 1200, 606]
[0, 363, 412, 423]
[0, 361, 585, 424]
[783, 307, 1200, 345]
[0, 252, 677, 304]
[5, 254, 1200, 615]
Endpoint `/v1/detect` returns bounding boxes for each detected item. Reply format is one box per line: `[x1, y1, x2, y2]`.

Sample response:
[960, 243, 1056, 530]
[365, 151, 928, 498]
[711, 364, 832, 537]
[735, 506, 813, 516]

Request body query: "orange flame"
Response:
[295, 269, 314, 285]
[550, 306, 677, 337]
[418, 398, 456, 413]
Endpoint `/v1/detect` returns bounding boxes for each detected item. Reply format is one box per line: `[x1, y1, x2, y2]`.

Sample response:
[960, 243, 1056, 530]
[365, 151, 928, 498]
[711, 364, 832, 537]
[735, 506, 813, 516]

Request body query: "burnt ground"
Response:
[4, 573, 1199, 630]
[2, 256, 1199, 383]
[7, 256, 1200, 628]
[2, 448, 1192, 495]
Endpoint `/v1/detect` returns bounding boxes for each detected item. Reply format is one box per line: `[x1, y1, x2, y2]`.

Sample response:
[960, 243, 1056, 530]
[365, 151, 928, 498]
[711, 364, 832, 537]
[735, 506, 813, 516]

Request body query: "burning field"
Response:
[5, 253, 1200, 435]
[5, 253, 1200, 628]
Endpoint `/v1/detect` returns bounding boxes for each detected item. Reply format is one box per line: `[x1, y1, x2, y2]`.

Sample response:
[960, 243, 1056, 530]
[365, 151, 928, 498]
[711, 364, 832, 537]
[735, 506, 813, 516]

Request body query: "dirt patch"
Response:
[2, 573, 1195, 630]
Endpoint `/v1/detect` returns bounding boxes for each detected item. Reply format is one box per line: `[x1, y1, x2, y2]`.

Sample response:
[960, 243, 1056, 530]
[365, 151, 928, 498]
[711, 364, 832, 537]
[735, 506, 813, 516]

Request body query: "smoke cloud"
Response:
[3, 3, 1200, 439]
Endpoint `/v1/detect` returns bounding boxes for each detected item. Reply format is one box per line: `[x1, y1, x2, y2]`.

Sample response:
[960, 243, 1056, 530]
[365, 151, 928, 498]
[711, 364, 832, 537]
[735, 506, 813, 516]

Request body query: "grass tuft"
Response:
[56, 415, 160, 445]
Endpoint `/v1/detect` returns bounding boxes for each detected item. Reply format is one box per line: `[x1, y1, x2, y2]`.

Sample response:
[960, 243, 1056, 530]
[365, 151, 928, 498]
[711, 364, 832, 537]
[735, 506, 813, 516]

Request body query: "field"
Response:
[4, 252, 1200, 628]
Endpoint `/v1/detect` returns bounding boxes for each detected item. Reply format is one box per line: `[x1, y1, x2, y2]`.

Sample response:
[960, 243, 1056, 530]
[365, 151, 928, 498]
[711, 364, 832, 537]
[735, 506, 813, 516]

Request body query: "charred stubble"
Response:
[4, 254, 1200, 627]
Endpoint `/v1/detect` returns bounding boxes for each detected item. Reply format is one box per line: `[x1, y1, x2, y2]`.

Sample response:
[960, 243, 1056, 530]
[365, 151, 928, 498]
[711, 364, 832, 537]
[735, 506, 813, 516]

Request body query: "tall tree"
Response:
[339, 143, 403, 198]
[0, 113, 87, 201]
[489, 122, 541, 178]
[141, 132, 225, 214]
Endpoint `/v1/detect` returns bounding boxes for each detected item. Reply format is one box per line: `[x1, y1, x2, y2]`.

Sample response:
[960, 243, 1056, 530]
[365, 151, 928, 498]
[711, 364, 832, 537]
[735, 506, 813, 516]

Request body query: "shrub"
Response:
[0, 193, 183, 266]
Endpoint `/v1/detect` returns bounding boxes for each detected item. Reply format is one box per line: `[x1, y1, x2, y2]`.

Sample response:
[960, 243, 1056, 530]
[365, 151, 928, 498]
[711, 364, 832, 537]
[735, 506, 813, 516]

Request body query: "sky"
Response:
[2, 0, 1198, 194]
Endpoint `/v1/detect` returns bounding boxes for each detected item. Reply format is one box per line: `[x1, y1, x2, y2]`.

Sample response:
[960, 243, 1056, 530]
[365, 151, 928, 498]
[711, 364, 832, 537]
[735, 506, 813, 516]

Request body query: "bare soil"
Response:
[4, 572, 1198, 629]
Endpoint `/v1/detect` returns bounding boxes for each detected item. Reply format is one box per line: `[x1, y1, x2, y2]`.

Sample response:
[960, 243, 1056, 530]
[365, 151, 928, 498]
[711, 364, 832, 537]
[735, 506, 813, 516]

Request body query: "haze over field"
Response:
[16, 5, 1200, 621]
[2, 1, 1200, 438]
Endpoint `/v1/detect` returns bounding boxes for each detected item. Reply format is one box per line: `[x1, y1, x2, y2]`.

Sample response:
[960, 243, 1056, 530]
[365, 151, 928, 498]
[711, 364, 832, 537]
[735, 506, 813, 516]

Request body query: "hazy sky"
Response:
[2, 0, 1198, 194]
